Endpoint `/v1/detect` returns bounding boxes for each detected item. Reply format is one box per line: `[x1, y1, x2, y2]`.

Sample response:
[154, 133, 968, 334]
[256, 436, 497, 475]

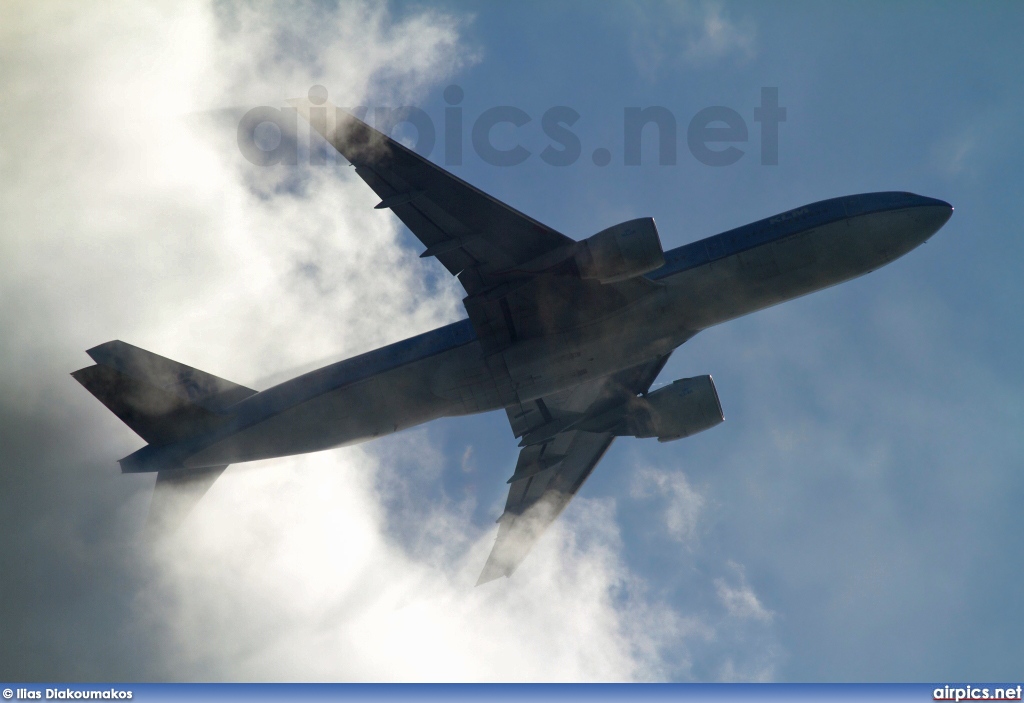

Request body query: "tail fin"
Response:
[73, 341, 256, 530]
[72, 340, 256, 445]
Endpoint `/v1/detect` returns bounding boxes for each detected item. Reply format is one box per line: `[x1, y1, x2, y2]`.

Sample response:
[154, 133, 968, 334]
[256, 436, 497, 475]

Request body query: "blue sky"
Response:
[372, 0, 1024, 678]
[1, 0, 1021, 682]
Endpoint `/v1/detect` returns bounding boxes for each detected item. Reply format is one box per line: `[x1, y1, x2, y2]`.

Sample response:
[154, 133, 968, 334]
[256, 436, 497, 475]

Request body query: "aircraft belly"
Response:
[500, 293, 688, 404]
[185, 352, 464, 467]
[430, 341, 514, 414]
[180, 205, 949, 469]
[667, 209, 937, 330]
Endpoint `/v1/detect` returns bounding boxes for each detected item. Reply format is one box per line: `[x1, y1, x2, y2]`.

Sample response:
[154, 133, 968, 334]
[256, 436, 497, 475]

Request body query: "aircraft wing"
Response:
[290, 99, 575, 295]
[477, 353, 671, 584]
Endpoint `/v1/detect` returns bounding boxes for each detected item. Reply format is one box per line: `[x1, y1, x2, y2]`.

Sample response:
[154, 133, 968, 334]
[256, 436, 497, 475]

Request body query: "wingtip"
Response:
[85, 339, 124, 363]
[284, 97, 315, 123]
[475, 564, 509, 587]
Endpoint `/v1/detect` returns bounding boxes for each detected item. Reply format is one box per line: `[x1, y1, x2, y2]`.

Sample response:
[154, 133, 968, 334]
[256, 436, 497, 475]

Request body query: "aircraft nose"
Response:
[909, 197, 954, 238]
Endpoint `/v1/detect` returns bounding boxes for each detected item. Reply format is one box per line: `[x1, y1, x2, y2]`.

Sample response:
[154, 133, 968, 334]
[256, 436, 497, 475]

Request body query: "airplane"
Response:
[73, 98, 953, 584]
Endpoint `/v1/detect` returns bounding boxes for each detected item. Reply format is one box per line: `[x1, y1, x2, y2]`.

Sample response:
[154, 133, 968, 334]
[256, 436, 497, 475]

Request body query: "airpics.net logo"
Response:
[237, 85, 786, 169]
[934, 685, 1023, 701]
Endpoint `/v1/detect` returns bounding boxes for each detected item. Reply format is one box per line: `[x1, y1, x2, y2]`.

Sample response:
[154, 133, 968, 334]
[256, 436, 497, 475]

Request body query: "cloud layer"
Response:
[0, 1, 707, 682]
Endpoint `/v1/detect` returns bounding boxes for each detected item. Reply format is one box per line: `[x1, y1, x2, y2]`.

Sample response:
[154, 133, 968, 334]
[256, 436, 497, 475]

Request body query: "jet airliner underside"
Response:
[73, 100, 953, 583]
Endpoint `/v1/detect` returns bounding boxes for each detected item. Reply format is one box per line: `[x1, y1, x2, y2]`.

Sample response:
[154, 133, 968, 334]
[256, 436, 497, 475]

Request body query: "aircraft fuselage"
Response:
[121, 191, 952, 473]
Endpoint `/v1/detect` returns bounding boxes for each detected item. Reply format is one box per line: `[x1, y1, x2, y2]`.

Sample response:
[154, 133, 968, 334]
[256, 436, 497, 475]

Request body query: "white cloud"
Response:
[138, 453, 683, 681]
[714, 563, 774, 623]
[627, 465, 780, 680]
[632, 466, 705, 543]
[460, 445, 475, 473]
[1, 1, 685, 681]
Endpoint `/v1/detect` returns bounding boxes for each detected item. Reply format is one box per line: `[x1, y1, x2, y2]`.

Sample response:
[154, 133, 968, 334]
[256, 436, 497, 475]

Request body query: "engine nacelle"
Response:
[575, 217, 665, 283]
[624, 375, 724, 442]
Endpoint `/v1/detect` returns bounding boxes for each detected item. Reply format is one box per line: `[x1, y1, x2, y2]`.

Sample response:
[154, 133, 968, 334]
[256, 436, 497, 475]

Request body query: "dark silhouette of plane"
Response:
[74, 101, 953, 583]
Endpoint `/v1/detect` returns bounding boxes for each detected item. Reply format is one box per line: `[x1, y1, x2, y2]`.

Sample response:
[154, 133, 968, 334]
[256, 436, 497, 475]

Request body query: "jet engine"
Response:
[622, 375, 724, 442]
[574, 217, 666, 283]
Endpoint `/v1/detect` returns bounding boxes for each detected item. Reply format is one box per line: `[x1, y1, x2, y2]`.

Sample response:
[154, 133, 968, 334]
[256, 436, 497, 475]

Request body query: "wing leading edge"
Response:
[478, 354, 672, 584]
[289, 98, 575, 296]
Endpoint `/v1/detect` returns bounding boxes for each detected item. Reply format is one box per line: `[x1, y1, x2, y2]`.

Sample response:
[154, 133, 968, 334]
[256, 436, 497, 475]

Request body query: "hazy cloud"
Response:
[136, 455, 682, 681]
[714, 562, 774, 623]
[631, 466, 705, 544]
[6, 1, 1016, 684]
[0, 0, 688, 682]
[626, 1, 756, 81]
